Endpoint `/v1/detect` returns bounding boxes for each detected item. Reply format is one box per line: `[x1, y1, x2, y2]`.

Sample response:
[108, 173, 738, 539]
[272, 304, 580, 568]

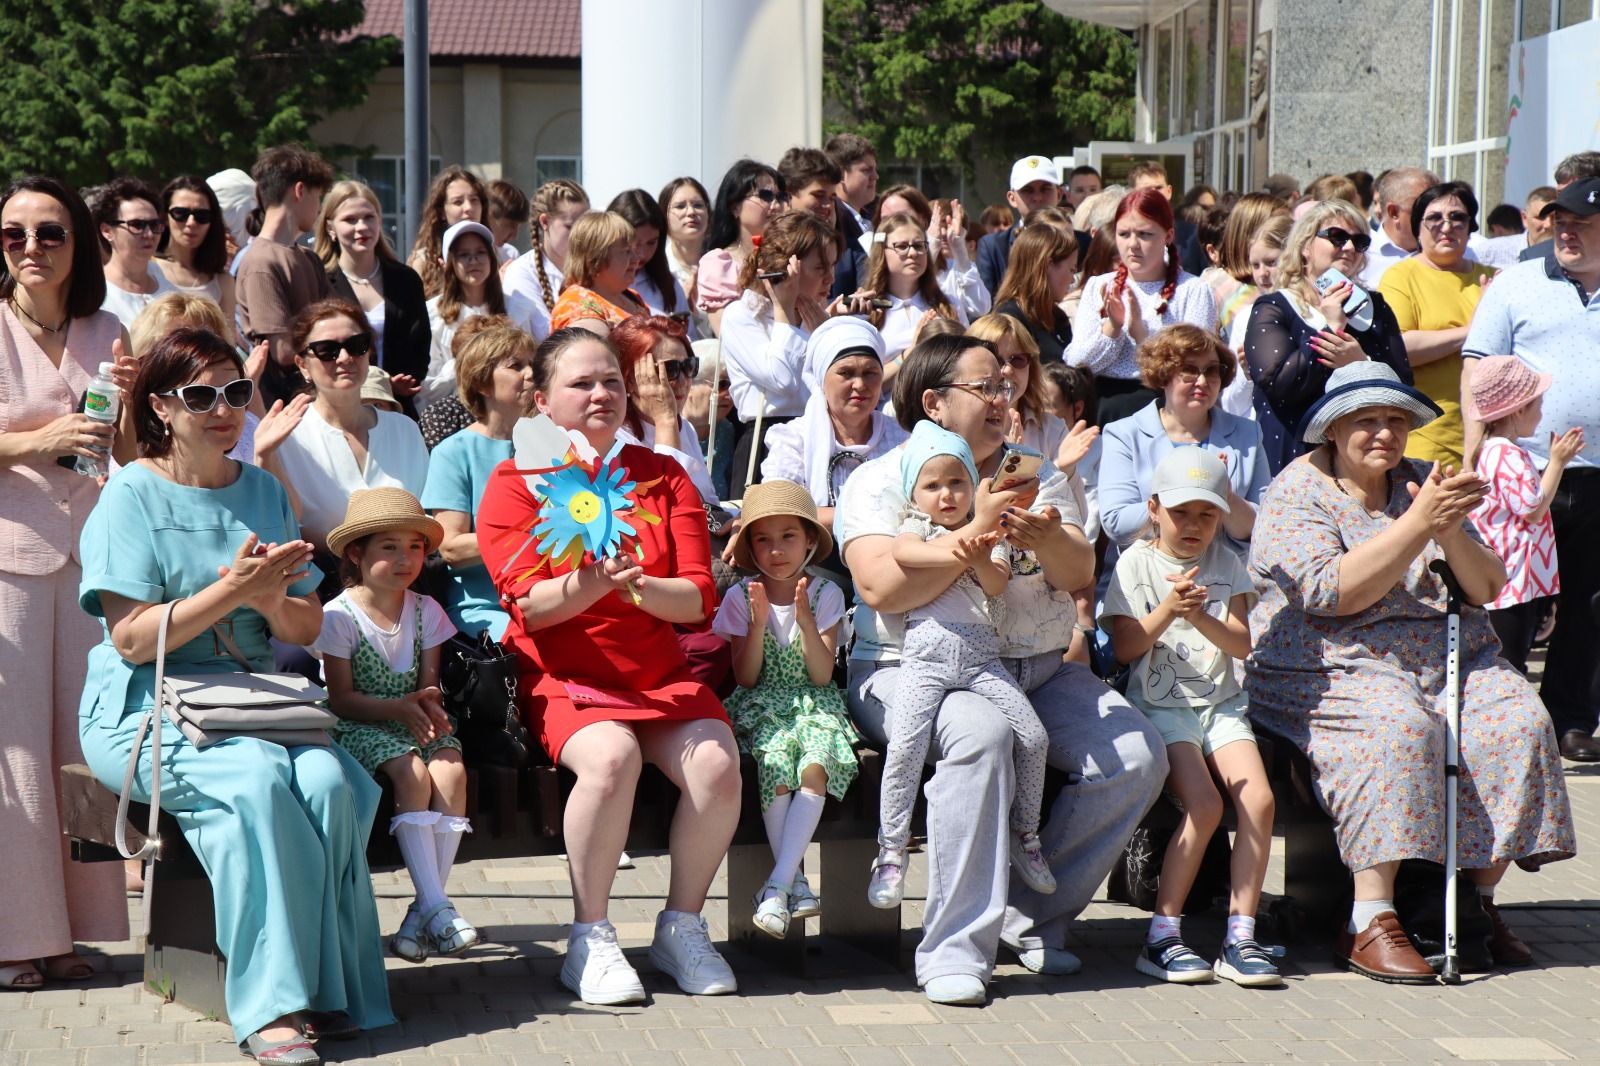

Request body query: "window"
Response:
[354, 155, 441, 250]
[534, 157, 582, 189]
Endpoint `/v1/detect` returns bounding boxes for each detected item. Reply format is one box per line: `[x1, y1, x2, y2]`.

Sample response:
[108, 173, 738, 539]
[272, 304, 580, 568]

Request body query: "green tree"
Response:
[0, 0, 394, 185]
[824, 0, 1135, 185]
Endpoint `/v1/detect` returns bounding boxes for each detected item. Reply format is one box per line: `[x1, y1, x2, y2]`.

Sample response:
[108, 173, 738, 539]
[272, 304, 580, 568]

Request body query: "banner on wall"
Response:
[1504, 19, 1600, 205]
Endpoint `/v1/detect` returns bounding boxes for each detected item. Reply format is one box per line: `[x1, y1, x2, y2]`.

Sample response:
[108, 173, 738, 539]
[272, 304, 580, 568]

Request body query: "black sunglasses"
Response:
[1316, 227, 1372, 253]
[114, 218, 167, 236]
[659, 356, 700, 382]
[301, 334, 374, 362]
[747, 188, 785, 205]
[167, 207, 213, 225]
[0, 224, 69, 254]
[160, 378, 254, 414]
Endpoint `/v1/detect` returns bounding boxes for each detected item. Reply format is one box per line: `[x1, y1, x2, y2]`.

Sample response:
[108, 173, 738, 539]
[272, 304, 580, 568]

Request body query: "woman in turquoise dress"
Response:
[420, 318, 533, 639]
[75, 328, 393, 1065]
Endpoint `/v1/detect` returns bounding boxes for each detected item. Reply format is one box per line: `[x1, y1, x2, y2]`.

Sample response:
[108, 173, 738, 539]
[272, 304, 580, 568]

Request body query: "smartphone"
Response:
[756, 270, 787, 283]
[995, 444, 1044, 489]
[1313, 267, 1372, 315]
[869, 297, 893, 311]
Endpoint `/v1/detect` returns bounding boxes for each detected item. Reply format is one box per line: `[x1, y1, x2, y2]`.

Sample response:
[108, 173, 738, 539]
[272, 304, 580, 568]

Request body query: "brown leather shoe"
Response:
[1559, 729, 1600, 762]
[1480, 898, 1534, 967]
[1336, 911, 1436, 984]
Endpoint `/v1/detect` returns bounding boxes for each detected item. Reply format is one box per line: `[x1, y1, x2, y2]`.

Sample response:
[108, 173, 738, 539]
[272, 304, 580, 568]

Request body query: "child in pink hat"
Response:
[1467, 355, 1585, 673]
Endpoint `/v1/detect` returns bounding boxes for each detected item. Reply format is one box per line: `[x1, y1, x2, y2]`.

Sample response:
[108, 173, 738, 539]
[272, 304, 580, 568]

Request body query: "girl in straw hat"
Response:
[1466, 355, 1585, 673]
[315, 488, 480, 962]
[715, 479, 860, 939]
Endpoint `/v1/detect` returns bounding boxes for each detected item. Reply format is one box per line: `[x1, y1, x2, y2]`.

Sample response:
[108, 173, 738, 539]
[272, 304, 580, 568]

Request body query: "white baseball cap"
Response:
[441, 219, 495, 260]
[1009, 155, 1063, 191]
[1150, 447, 1231, 514]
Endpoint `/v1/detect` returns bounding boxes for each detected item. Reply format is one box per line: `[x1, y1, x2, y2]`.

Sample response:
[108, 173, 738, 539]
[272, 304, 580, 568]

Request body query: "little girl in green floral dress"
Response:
[315, 488, 479, 963]
[714, 481, 860, 939]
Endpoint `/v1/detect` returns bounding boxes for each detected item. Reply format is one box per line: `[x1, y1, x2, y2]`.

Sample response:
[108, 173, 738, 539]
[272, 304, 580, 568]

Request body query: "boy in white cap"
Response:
[1101, 447, 1278, 988]
[976, 155, 1063, 296]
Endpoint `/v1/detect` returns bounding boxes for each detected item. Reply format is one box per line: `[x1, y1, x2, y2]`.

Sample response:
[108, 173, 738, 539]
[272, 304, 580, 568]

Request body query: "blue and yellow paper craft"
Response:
[495, 415, 662, 598]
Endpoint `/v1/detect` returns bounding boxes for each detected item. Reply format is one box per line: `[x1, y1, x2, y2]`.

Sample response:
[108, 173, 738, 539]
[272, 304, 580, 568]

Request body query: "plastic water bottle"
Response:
[74, 361, 119, 479]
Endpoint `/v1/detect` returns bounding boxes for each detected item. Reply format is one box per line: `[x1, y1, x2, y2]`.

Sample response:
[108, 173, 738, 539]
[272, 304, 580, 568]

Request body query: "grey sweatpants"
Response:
[850, 652, 1167, 986]
[880, 619, 1047, 849]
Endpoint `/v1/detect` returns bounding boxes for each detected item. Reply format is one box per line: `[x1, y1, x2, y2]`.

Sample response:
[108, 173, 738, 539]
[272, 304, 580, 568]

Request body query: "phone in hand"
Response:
[995, 443, 1044, 489]
[1313, 267, 1372, 315]
[756, 270, 787, 283]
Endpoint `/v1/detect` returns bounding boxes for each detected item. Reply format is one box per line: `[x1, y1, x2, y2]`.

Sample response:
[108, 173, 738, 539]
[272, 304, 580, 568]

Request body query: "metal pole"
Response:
[402, 0, 430, 254]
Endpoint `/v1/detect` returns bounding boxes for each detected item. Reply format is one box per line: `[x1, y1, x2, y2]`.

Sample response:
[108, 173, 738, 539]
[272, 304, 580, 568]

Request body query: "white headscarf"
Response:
[794, 317, 906, 504]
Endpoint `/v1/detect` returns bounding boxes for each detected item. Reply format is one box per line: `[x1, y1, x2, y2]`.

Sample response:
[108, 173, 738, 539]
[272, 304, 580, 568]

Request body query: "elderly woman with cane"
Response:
[1246, 361, 1573, 983]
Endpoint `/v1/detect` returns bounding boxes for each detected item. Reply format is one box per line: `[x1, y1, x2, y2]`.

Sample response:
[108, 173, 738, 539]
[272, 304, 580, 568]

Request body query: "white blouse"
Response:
[614, 415, 719, 505]
[1065, 270, 1217, 381]
[274, 406, 429, 546]
[721, 290, 811, 421]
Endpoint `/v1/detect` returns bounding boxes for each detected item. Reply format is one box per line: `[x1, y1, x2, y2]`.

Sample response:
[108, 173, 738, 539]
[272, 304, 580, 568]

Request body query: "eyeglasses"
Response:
[166, 207, 213, 225]
[747, 188, 786, 205]
[1421, 211, 1472, 230]
[452, 249, 491, 264]
[300, 334, 374, 361]
[114, 218, 167, 237]
[658, 356, 700, 382]
[0, 224, 69, 254]
[1315, 227, 1372, 253]
[888, 240, 930, 256]
[945, 378, 1014, 403]
[159, 378, 255, 414]
[1175, 364, 1223, 382]
[999, 354, 1032, 372]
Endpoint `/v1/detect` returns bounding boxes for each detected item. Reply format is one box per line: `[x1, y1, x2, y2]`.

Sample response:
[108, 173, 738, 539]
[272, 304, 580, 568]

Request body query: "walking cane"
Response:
[1428, 558, 1464, 985]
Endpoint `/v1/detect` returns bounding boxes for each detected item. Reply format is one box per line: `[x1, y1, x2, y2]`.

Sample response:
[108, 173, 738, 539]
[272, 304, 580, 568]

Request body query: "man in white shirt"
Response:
[977, 155, 1063, 297]
[1359, 166, 1439, 288]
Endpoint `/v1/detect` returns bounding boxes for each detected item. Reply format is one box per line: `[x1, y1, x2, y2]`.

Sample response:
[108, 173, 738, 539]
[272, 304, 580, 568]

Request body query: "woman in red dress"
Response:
[476, 326, 742, 1007]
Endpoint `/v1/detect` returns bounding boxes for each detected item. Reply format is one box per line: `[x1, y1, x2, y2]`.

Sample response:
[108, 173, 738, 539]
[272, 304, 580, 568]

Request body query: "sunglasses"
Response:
[658, 356, 701, 382]
[1421, 211, 1472, 230]
[301, 333, 374, 361]
[167, 207, 213, 225]
[1315, 227, 1372, 253]
[114, 218, 167, 236]
[747, 188, 786, 205]
[0, 224, 69, 254]
[160, 378, 255, 414]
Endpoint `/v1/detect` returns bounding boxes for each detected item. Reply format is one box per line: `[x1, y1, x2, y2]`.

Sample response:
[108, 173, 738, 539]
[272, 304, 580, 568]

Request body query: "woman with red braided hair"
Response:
[1066, 187, 1217, 424]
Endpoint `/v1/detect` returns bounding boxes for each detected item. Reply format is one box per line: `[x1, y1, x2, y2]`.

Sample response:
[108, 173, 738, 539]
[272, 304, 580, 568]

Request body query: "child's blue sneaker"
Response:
[1135, 937, 1216, 983]
[1214, 938, 1283, 987]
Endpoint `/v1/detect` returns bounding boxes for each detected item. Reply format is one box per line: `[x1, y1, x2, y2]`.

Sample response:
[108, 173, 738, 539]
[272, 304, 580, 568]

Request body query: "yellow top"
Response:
[1379, 256, 1497, 467]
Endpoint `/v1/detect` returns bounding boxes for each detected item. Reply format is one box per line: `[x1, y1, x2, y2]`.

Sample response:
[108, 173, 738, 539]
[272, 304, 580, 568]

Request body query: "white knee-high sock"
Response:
[434, 815, 471, 892]
[392, 811, 446, 911]
[761, 792, 793, 866]
[768, 790, 825, 893]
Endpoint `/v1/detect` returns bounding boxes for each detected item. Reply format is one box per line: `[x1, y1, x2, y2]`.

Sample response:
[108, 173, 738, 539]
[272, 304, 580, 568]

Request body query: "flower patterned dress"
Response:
[1245, 458, 1574, 873]
[720, 579, 860, 810]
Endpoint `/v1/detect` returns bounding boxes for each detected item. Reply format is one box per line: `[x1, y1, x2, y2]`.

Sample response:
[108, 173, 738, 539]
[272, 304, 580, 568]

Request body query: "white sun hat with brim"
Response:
[1298, 361, 1442, 444]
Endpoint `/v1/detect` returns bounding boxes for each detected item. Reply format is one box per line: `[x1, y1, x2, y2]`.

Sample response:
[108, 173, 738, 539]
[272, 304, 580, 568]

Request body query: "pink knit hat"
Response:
[1467, 355, 1552, 423]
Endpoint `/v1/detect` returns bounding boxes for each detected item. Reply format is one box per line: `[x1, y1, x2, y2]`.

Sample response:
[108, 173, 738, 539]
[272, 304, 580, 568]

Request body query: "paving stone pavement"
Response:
[10, 769, 1600, 1065]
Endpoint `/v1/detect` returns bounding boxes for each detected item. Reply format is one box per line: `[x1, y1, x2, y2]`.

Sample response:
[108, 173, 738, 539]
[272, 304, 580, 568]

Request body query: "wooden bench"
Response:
[61, 745, 897, 1023]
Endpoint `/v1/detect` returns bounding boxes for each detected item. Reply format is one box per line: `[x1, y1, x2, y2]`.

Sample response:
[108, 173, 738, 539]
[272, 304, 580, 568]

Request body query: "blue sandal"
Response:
[388, 903, 430, 964]
[424, 902, 480, 957]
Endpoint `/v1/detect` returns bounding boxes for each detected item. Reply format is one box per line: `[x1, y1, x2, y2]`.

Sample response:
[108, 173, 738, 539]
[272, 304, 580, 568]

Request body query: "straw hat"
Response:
[1466, 355, 1551, 424]
[327, 488, 444, 557]
[1298, 361, 1442, 444]
[725, 479, 833, 572]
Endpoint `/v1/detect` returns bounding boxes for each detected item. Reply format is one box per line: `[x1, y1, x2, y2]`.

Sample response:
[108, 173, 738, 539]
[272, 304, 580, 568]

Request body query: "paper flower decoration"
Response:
[531, 460, 653, 569]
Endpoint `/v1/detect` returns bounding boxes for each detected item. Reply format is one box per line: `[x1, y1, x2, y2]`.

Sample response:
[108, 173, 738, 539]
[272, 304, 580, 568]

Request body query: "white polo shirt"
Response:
[1462, 256, 1600, 467]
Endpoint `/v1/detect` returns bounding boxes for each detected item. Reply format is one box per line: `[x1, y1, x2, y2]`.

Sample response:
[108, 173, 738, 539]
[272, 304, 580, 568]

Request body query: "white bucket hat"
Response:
[1298, 361, 1442, 444]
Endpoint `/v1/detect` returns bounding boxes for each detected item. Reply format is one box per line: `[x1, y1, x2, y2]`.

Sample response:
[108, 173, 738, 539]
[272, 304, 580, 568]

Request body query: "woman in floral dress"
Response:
[1246, 361, 1573, 984]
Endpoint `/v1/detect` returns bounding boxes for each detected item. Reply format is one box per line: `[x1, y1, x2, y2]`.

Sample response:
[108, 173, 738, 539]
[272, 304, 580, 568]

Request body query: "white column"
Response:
[462, 63, 504, 181]
[580, 0, 823, 206]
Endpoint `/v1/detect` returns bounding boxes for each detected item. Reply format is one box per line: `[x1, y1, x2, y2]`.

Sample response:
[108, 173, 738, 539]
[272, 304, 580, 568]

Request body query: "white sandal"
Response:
[388, 903, 430, 963]
[425, 902, 480, 957]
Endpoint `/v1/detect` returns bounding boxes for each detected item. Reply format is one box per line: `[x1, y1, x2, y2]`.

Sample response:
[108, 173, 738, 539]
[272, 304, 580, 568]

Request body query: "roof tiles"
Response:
[357, 0, 579, 60]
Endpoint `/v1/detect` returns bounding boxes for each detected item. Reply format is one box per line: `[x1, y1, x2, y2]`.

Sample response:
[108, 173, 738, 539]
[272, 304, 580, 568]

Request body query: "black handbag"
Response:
[439, 631, 532, 767]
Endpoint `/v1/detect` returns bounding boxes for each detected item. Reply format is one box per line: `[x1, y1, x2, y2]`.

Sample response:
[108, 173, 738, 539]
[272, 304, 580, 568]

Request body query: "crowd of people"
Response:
[3, 133, 1598, 1063]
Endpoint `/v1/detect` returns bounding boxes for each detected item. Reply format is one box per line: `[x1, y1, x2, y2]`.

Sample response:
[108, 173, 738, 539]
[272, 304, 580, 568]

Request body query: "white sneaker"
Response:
[1009, 831, 1056, 894]
[560, 922, 645, 1005]
[650, 912, 738, 995]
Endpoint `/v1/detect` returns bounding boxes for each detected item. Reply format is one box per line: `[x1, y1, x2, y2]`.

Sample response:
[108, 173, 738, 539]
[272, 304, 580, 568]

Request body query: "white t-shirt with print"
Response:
[713, 577, 846, 648]
[1100, 538, 1255, 709]
[314, 589, 457, 675]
